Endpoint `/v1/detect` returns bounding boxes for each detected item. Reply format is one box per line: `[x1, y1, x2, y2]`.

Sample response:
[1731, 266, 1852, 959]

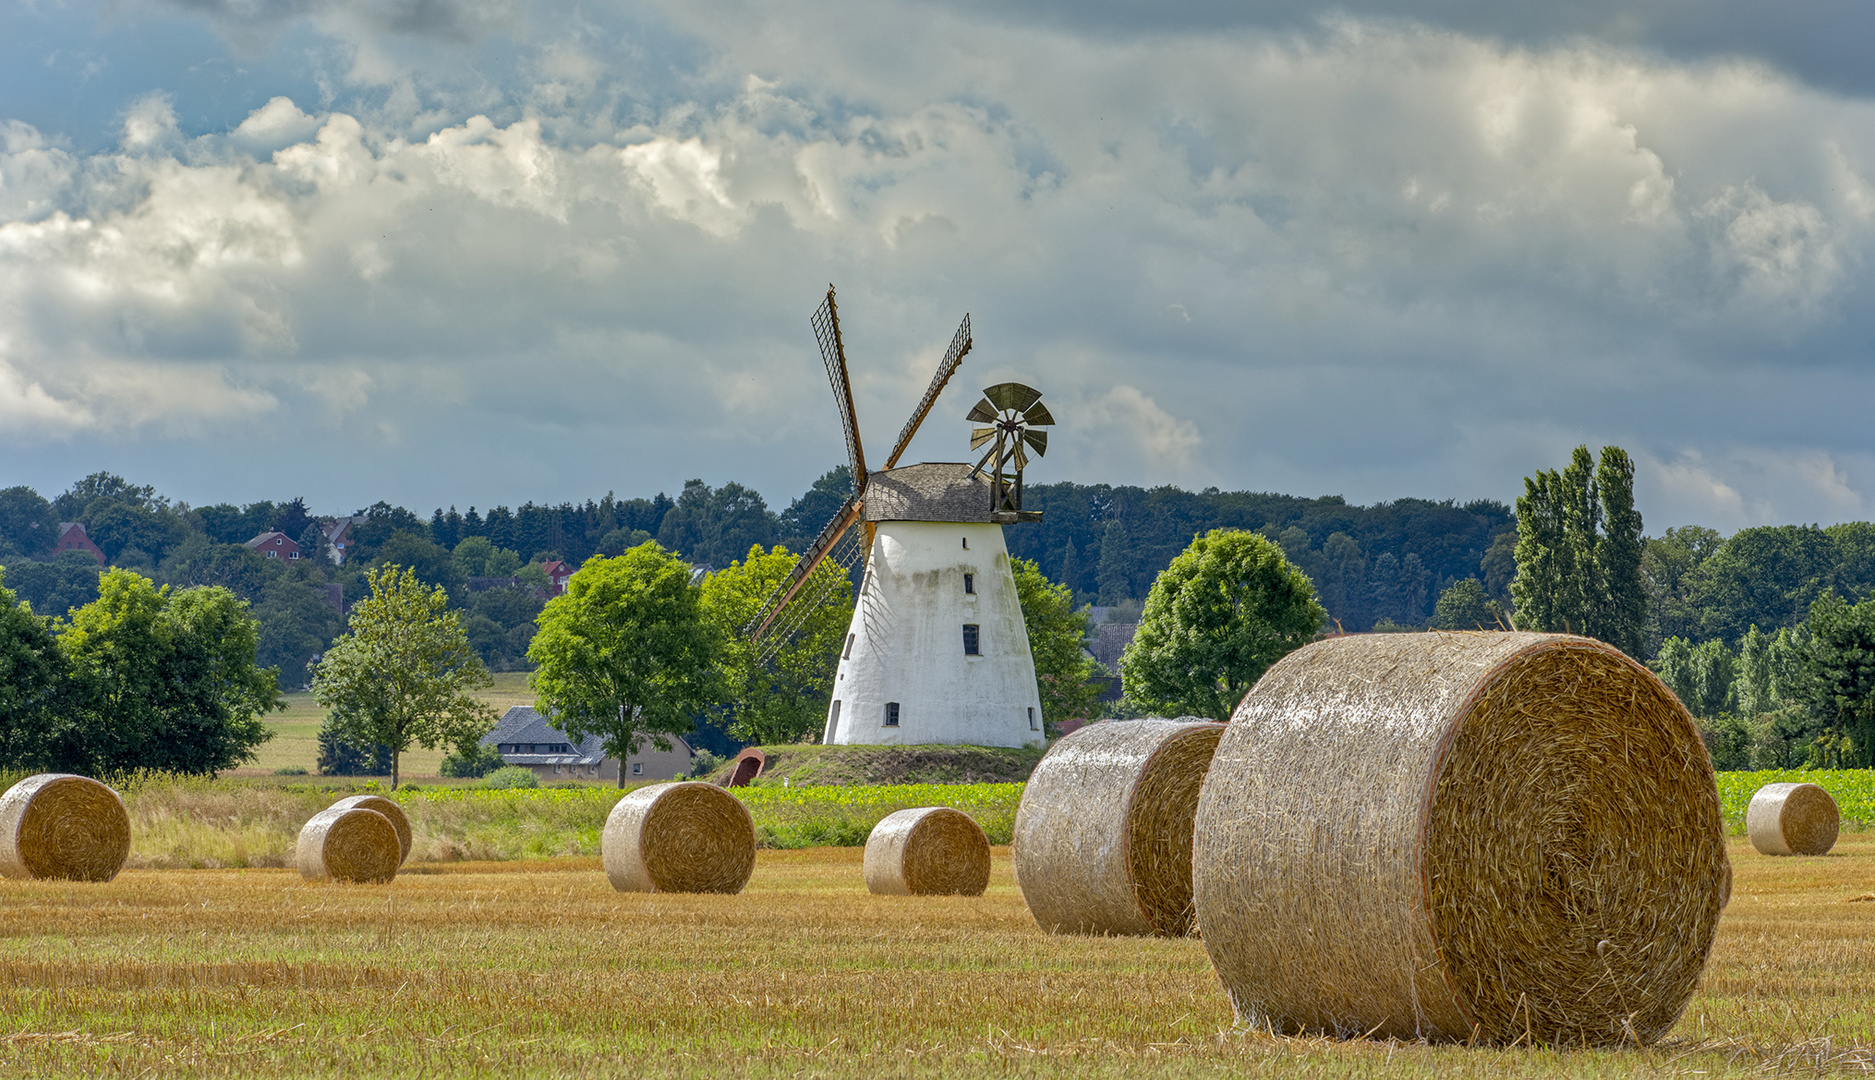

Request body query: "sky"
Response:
[2, 1, 1874, 532]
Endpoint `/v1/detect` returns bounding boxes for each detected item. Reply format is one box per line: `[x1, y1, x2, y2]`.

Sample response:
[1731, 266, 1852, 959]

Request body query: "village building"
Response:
[480, 706, 694, 784]
[541, 559, 574, 597]
[244, 531, 302, 561]
[53, 523, 105, 565]
[323, 516, 365, 564]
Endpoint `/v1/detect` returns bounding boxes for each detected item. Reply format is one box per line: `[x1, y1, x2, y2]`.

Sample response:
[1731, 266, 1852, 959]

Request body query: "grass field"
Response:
[0, 838, 1869, 1077]
[232, 672, 539, 780]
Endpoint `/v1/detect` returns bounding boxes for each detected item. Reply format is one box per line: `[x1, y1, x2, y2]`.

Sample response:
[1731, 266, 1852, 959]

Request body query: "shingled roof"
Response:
[480, 706, 608, 766]
[863, 463, 994, 523]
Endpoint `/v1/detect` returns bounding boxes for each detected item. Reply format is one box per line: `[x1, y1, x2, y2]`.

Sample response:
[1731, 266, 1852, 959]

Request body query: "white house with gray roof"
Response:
[481, 706, 694, 785]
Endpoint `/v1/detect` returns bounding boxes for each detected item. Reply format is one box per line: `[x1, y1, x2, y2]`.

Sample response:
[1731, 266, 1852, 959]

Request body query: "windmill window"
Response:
[843, 634, 855, 659]
[828, 700, 842, 740]
[1029, 707, 1038, 731]
[963, 624, 981, 655]
[963, 573, 975, 594]
[961, 537, 968, 549]
[884, 702, 900, 727]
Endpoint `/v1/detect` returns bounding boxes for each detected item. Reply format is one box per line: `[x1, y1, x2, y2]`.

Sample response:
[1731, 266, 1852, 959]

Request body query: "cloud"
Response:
[2, 8, 1875, 526]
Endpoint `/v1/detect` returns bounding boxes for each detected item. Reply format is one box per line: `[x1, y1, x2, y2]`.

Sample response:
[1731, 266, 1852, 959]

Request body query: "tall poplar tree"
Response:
[1510, 444, 1645, 655]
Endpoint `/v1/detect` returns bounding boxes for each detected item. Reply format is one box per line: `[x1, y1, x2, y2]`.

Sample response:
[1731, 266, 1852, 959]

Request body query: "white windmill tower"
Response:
[748, 286, 1054, 748]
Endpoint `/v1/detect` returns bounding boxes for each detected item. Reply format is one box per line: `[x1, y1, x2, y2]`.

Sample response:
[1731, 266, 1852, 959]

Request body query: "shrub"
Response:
[273, 767, 308, 776]
[483, 766, 540, 790]
[690, 750, 725, 779]
[441, 743, 506, 779]
[316, 715, 391, 776]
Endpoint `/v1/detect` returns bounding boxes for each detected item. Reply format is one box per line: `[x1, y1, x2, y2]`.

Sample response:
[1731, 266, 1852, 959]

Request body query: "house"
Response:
[322, 516, 366, 564]
[480, 706, 694, 784]
[53, 523, 105, 565]
[541, 559, 574, 597]
[244, 531, 302, 561]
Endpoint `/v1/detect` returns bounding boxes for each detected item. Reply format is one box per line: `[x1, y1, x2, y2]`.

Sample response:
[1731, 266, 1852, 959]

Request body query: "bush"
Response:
[482, 766, 540, 790]
[689, 749, 725, 779]
[441, 742, 506, 779]
[316, 715, 391, 776]
[273, 767, 308, 776]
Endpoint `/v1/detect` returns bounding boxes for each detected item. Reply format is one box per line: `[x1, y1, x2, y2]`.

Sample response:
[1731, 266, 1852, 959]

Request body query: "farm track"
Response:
[0, 841, 1868, 1077]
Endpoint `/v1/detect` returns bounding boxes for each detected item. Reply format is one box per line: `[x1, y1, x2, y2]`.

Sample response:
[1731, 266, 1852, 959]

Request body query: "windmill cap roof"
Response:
[864, 463, 997, 523]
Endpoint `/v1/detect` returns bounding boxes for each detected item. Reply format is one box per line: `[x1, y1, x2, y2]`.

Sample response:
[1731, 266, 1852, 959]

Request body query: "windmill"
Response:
[748, 286, 1050, 748]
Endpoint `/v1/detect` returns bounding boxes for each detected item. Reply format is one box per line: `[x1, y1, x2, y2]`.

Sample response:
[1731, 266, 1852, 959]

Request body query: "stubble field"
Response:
[0, 837, 1869, 1078]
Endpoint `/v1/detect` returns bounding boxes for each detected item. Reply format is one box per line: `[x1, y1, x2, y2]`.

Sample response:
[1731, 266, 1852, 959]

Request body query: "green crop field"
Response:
[0, 837, 1870, 1077]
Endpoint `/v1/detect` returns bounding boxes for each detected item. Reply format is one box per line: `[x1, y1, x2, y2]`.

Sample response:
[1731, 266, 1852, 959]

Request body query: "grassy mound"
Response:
[712, 744, 1046, 786]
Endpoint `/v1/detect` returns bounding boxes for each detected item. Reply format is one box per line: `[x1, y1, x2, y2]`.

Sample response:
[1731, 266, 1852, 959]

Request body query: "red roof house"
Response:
[53, 523, 105, 565]
[542, 559, 574, 597]
[245, 531, 302, 561]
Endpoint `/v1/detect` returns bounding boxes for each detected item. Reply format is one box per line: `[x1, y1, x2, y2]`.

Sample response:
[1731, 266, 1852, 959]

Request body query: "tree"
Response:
[1510, 445, 1645, 654]
[1642, 525, 1722, 651]
[1010, 558, 1101, 731]
[1432, 578, 1500, 630]
[1801, 590, 1875, 769]
[311, 566, 496, 788]
[778, 466, 853, 549]
[0, 552, 104, 617]
[1691, 525, 1837, 646]
[700, 544, 851, 746]
[0, 569, 62, 768]
[0, 487, 57, 559]
[1120, 529, 1324, 721]
[52, 569, 281, 775]
[529, 544, 719, 786]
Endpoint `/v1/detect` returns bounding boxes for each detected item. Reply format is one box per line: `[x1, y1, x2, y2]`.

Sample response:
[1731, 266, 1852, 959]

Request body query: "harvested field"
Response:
[0, 837, 1868, 1077]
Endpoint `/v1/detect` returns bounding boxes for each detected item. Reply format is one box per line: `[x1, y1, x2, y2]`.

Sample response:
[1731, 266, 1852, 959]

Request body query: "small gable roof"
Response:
[480, 705, 692, 766]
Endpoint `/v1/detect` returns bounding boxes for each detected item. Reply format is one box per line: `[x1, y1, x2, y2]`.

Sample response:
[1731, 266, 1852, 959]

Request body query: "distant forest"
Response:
[6, 467, 1875, 686]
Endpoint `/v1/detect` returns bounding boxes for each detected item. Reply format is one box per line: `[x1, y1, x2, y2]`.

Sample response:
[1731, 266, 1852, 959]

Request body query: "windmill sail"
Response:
[811, 286, 868, 495]
[746, 495, 865, 652]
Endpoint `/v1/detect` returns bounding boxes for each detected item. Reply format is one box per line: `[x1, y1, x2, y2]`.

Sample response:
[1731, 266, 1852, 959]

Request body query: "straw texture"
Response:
[297, 807, 401, 884]
[329, 795, 412, 865]
[1013, 718, 1225, 936]
[0, 774, 131, 882]
[1192, 631, 1728, 1047]
[1747, 782, 1839, 856]
[863, 807, 990, 896]
[603, 781, 756, 894]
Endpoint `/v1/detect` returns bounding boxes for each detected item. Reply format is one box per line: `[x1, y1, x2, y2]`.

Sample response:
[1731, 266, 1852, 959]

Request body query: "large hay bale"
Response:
[0, 774, 131, 882]
[603, 781, 755, 894]
[297, 807, 401, 884]
[1747, 782, 1839, 856]
[1013, 718, 1225, 936]
[1193, 632, 1728, 1047]
[329, 794, 412, 865]
[863, 807, 990, 896]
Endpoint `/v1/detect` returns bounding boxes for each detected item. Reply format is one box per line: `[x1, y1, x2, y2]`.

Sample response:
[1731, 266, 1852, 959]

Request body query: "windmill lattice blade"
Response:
[882, 314, 973, 470]
[983, 382, 1042, 413]
[751, 526, 863, 665]
[747, 494, 864, 643]
[1022, 429, 1048, 456]
[966, 399, 999, 425]
[1021, 401, 1055, 427]
[970, 426, 997, 451]
[811, 286, 868, 491]
[1013, 442, 1029, 470]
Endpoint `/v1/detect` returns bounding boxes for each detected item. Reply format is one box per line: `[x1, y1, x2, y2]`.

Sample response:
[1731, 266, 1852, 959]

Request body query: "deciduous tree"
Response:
[528, 544, 718, 786]
[1802, 590, 1875, 768]
[54, 569, 281, 774]
[700, 544, 850, 746]
[1010, 558, 1100, 731]
[1120, 529, 1324, 721]
[1510, 445, 1645, 655]
[312, 566, 495, 788]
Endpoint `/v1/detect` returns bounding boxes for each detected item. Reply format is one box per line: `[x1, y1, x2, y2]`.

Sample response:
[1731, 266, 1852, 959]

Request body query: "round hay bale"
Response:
[1747, 782, 1839, 856]
[1192, 632, 1728, 1047]
[0, 774, 130, 882]
[863, 807, 990, 896]
[329, 794, 412, 865]
[603, 781, 755, 894]
[297, 807, 401, 884]
[1013, 718, 1225, 936]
